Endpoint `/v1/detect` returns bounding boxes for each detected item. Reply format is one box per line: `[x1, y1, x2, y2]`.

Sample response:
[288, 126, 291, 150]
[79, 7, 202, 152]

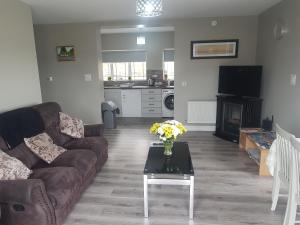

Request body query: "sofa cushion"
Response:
[33, 102, 72, 146]
[59, 112, 84, 139]
[0, 150, 32, 180]
[8, 143, 41, 169]
[33, 150, 97, 179]
[24, 133, 66, 164]
[30, 167, 82, 209]
[64, 136, 108, 171]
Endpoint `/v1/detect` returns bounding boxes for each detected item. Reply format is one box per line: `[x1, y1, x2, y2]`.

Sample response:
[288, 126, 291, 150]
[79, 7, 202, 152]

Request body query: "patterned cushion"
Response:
[59, 112, 84, 139]
[24, 133, 67, 164]
[0, 149, 31, 180]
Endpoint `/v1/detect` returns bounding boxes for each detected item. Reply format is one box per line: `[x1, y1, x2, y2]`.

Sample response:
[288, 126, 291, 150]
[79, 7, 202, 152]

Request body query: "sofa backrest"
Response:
[0, 107, 45, 149]
[33, 102, 72, 146]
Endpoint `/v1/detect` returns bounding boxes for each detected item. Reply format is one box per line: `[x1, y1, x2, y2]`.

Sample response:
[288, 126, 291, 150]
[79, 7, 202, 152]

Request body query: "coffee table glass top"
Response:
[144, 142, 194, 175]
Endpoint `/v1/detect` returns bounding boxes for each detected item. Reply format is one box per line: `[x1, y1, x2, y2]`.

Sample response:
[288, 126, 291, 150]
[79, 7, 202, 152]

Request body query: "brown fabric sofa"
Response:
[0, 102, 108, 225]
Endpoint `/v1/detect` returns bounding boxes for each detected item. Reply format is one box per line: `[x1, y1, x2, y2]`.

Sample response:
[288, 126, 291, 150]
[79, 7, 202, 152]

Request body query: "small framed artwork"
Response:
[191, 39, 239, 59]
[56, 46, 75, 61]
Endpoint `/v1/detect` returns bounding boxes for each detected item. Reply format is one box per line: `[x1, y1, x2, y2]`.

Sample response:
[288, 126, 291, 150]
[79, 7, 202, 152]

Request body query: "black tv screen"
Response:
[218, 66, 262, 97]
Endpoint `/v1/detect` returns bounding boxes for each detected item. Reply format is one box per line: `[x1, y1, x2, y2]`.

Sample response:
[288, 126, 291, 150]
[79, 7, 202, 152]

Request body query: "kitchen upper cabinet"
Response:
[121, 89, 142, 117]
[104, 89, 122, 116]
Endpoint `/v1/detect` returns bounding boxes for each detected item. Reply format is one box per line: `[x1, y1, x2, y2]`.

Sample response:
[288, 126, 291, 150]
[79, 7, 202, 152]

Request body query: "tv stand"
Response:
[214, 95, 262, 143]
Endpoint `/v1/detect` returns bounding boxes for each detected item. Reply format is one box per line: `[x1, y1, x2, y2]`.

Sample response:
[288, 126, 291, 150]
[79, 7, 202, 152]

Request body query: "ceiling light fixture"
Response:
[136, 0, 163, 17]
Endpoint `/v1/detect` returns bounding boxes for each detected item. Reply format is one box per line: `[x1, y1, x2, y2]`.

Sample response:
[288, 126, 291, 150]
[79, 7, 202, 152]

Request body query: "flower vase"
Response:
[163, 140, 174, 157]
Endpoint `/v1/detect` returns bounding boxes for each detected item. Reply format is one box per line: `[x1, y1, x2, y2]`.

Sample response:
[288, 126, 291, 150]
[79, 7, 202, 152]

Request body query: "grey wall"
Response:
[257, 0, 300, 135]
[101, 32, 174, 70]
[34, 23, 104, 124]
[0, 0, 42, 112]
[174, 16, 258, 123]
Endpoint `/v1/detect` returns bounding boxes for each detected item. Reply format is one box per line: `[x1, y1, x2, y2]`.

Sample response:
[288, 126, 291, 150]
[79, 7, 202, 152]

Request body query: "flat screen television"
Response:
[218, 66, 262, 98]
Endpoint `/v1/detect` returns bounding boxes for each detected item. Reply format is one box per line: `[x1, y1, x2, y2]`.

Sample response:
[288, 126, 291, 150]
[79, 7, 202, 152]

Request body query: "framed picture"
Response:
[191, 39, 239, 59]
[56, 46, 75, 61]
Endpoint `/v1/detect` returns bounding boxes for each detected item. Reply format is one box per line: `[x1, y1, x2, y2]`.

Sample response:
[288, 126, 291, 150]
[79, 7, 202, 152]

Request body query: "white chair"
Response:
[284, 136, 300, 225]
[271, 124, 294, 211]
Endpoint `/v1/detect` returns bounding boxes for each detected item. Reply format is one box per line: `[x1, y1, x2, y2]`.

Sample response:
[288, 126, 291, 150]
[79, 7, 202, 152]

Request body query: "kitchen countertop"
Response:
[104, 86, 174, 89]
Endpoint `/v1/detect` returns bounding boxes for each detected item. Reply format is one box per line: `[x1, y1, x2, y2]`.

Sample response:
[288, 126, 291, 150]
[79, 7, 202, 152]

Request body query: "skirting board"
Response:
[185, 125, 216, 132]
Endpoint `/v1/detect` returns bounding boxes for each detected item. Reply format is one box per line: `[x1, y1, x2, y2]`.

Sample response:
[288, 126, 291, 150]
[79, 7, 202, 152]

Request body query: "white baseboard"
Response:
[185, 125, 216, 132]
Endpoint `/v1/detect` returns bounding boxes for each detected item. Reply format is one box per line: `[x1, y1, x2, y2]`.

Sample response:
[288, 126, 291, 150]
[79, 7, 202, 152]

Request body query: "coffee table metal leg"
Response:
[189, 176, 194, 220]
[144, 175, 148, 218]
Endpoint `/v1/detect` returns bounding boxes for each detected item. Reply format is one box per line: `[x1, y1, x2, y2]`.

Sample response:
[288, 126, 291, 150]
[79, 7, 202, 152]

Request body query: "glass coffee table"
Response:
[143, 142, 194, 219]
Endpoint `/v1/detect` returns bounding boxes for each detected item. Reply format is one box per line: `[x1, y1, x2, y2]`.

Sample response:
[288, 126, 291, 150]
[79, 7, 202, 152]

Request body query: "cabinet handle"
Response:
[149, 104, 154, 106]
[149, 97, 154, 100]
[149, 109, 155, 112]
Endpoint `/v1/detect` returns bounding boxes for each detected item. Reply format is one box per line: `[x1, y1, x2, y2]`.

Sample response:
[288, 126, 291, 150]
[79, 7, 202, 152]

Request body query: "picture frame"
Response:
[56, 46, 75, 61]
[191, 39, 239, 59]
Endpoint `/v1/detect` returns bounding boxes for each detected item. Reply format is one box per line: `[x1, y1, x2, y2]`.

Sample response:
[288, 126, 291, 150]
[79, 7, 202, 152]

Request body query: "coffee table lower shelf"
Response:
[143, 174, 194, 220]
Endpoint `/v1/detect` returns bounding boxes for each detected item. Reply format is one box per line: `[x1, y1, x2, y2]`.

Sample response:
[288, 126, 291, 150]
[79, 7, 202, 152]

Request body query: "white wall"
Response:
[174, 16, 258, 124]
[34, 23, 104, 124]
[257, 0, 300, 135]
[0, 0, 42, 112]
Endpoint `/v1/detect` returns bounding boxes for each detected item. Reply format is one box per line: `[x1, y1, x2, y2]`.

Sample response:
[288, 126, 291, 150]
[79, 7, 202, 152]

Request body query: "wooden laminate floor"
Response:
[64, 121, 286, 225]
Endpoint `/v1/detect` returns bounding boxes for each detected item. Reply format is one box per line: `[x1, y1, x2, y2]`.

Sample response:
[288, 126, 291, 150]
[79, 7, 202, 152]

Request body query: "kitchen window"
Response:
[163, 49, 175, 80]
[102, 51, 147, 81]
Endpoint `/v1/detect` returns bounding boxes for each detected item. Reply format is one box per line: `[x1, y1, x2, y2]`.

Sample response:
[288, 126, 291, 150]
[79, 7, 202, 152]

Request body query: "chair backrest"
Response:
[290, 136, 300, 198]
[276, 124, 295, 183]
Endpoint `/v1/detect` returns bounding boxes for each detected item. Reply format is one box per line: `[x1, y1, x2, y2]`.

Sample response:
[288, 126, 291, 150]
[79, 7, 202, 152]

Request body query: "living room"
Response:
[0, 0, 299, 225]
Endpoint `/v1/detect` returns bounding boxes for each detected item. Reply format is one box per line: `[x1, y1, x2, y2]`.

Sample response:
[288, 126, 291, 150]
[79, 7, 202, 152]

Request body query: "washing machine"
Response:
[162, 89, 174, 118]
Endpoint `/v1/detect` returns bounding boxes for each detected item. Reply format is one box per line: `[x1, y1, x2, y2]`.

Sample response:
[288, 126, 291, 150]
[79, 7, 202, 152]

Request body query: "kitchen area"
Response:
[102, 26, 175, 120]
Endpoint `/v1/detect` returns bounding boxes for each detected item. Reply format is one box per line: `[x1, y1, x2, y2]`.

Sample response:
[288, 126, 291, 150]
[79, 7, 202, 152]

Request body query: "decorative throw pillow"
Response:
[0, 149, 32, 180]
[59, 112, 84, 139]
[24, 133, 67, 164]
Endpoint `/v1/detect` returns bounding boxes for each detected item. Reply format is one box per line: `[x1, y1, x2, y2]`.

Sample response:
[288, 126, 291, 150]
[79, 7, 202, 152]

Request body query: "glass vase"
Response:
[163, 140, 174, 157]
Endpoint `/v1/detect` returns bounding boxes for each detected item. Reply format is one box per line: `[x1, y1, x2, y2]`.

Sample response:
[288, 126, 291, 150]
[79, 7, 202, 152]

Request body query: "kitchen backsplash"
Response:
[104, 69, 174, 87]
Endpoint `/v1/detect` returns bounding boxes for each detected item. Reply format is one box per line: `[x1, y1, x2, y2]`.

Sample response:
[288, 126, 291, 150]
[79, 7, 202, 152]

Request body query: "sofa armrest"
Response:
[0, 179, 55, 225]
[84, 124, 104, 137]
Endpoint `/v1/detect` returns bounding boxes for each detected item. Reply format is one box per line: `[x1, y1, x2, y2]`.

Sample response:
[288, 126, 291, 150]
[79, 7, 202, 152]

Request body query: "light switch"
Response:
[181, 81, 187, 87]
[84, 74, 92, 82]
[290, 74, 297, 86]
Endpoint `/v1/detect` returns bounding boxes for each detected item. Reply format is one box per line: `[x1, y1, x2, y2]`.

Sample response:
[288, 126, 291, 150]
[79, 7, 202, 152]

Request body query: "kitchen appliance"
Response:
[162, 89, 174, 117]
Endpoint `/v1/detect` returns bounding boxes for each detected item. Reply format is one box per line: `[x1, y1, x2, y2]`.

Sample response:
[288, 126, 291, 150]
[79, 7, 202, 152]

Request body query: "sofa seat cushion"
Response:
[33, 150, 97, 179]
[30, 167, 82, 209]
[63, 137, 108, 171]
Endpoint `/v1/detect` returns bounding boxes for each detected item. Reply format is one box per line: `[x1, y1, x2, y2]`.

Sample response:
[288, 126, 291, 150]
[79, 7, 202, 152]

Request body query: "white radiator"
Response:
[187, 101, 217, 124]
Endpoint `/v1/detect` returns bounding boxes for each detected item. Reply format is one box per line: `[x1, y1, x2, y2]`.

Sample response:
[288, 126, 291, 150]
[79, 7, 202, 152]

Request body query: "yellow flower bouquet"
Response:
[150, 120, 187, 156]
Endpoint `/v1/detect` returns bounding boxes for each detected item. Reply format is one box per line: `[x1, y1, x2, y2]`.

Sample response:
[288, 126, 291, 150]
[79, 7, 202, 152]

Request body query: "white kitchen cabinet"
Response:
[104, 89, 122, 116]
[121, 89, 142, 117]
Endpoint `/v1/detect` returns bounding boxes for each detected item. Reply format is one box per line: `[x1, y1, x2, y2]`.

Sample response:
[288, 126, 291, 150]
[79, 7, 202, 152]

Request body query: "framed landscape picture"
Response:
[56, 46, 75, 61]
[191, 39, 239, 59]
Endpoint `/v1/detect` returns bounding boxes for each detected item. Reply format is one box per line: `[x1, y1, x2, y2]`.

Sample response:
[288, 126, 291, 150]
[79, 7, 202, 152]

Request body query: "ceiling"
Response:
[20, 0, 281, 25]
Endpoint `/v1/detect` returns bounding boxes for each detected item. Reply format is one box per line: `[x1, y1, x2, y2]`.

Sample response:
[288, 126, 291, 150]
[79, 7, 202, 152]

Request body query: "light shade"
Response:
[136, 0, 163, 17]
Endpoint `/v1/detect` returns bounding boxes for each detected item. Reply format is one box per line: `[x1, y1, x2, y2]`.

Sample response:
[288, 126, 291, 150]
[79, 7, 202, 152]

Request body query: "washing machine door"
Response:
[164, 94, 174, 110]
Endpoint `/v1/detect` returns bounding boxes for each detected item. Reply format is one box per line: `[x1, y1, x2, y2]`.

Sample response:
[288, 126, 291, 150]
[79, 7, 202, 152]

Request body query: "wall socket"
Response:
[181, 81, 188, 87]
[84, 74, 92, 82]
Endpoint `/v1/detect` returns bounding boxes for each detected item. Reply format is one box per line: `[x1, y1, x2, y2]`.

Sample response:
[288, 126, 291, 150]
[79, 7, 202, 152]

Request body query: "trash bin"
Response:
[101, 101, 119, 129]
